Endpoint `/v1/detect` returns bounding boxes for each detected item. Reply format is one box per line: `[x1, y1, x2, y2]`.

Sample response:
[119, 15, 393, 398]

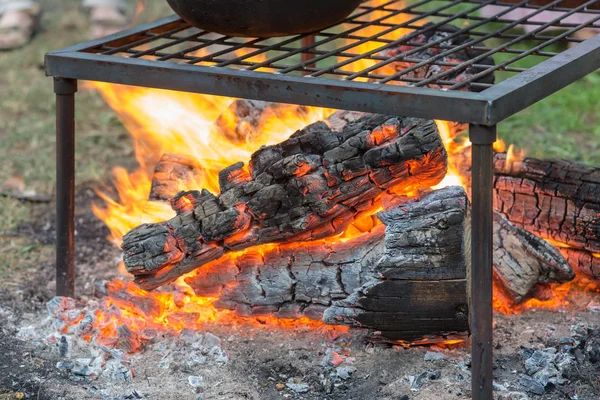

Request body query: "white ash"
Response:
[20, 295, 228, 398]
[285, 378, 310, 393]
[424, 351, 446, 361]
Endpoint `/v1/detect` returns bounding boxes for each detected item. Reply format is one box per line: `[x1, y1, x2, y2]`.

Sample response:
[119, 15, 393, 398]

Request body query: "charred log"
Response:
[214, 99, 312, 144]
[122, 111, 448, 290]
[456, 150, 600, 279]
[323, 187, 470, 341]
[493, 212, 574, 303]
[184, 186, 469, 341]
[149, 153, 205, 201]
[182, 186, 571, 339]
[558, 248, 600, 279]
[151, 153, 573, 304]
[381, 23, 495, 91]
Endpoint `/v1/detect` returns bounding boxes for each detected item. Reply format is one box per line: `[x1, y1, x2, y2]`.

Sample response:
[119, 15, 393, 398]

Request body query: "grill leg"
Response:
[469, 124, 496, 400]
[54, 77, 78, 298]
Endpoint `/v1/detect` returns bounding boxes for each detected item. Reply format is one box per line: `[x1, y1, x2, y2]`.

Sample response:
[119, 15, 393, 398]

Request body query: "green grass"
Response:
[0, 0, 598, 284]
[499, 73, 600, 164]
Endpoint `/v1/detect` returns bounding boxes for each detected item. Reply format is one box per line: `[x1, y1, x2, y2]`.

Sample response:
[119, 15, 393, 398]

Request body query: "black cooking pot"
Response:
[166, 0, 363, 38]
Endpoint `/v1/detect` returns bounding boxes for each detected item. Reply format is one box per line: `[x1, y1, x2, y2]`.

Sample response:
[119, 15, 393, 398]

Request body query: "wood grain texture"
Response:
[323, 187, 469, 341]
[456, 149, 600, 279]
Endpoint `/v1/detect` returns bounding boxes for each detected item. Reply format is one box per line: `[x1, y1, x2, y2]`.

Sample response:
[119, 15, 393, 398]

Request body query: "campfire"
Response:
[45, 24, 598, 352]
[38, 0, 600, 397]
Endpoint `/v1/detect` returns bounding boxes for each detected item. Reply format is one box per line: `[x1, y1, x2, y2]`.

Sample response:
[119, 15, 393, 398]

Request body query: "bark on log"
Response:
[122, 111, 448, 290]
[456, 150, 600, 279]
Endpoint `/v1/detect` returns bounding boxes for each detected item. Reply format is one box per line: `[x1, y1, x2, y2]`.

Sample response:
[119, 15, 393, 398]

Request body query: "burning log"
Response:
[381, 23, 495, 91]
[123, 111, 448, 290]
[149, 153, 204, 201]
[493, 212, 574, 303]
[143, 154, 573, 305]
[184, 186, 470, 341]
[184, 186, 572, 340]
[214, 99, 312, 144]
[456, 151, 600, 280]
[147, 152, 573, 304]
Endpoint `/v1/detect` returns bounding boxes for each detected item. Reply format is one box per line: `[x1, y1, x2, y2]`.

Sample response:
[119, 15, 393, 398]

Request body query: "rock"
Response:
[424, 351, 446, 361]
[276, 383, 285, 390]
[286, 378, 310, 393]
[519, 375, 545, 395]
[336, 366, 357, 380]
[188, 375, 204, 388]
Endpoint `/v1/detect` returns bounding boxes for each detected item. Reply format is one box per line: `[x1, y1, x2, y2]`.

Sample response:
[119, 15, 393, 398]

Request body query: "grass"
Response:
[0, 0, 598, 285]
[0, 0, 171, 287]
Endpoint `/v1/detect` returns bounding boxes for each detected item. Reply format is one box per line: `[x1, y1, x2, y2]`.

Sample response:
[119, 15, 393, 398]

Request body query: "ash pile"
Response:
[17, 296, 229, 399]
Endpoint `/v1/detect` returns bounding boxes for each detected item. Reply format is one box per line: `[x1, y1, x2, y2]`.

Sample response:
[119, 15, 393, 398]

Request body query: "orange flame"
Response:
[90, 82, 335, 244]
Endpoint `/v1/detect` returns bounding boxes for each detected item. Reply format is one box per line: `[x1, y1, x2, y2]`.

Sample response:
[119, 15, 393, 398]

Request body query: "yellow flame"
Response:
[91, 81, 335, 243]
[505, 144, 526, 172]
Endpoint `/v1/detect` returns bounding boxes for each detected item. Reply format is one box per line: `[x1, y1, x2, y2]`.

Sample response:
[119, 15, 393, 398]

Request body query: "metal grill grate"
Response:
[76, 0, 600, 91]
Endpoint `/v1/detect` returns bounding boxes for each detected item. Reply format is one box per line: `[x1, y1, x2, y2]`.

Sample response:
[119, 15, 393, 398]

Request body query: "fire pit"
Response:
[45, 0, 600, 398]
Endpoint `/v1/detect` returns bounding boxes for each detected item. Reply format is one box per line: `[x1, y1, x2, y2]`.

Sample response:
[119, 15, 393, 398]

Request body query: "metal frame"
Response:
[45, 1, 600, 399]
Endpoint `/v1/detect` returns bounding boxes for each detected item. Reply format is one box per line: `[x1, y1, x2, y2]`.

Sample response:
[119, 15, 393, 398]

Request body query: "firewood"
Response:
[183, 186, 469, 341]
[456, 150, 600, 279]
[323, 186, 470, 341]
[381, 23, 495, 91]
[150, 152, 573, 303]
[558, 247, 600, 279]
[493, 212, 574, 303]
[122, 111, 448, 290]
[149, 153, 205, 201]
[182, 186, 571, 340]
[214, 99, 311, 144]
